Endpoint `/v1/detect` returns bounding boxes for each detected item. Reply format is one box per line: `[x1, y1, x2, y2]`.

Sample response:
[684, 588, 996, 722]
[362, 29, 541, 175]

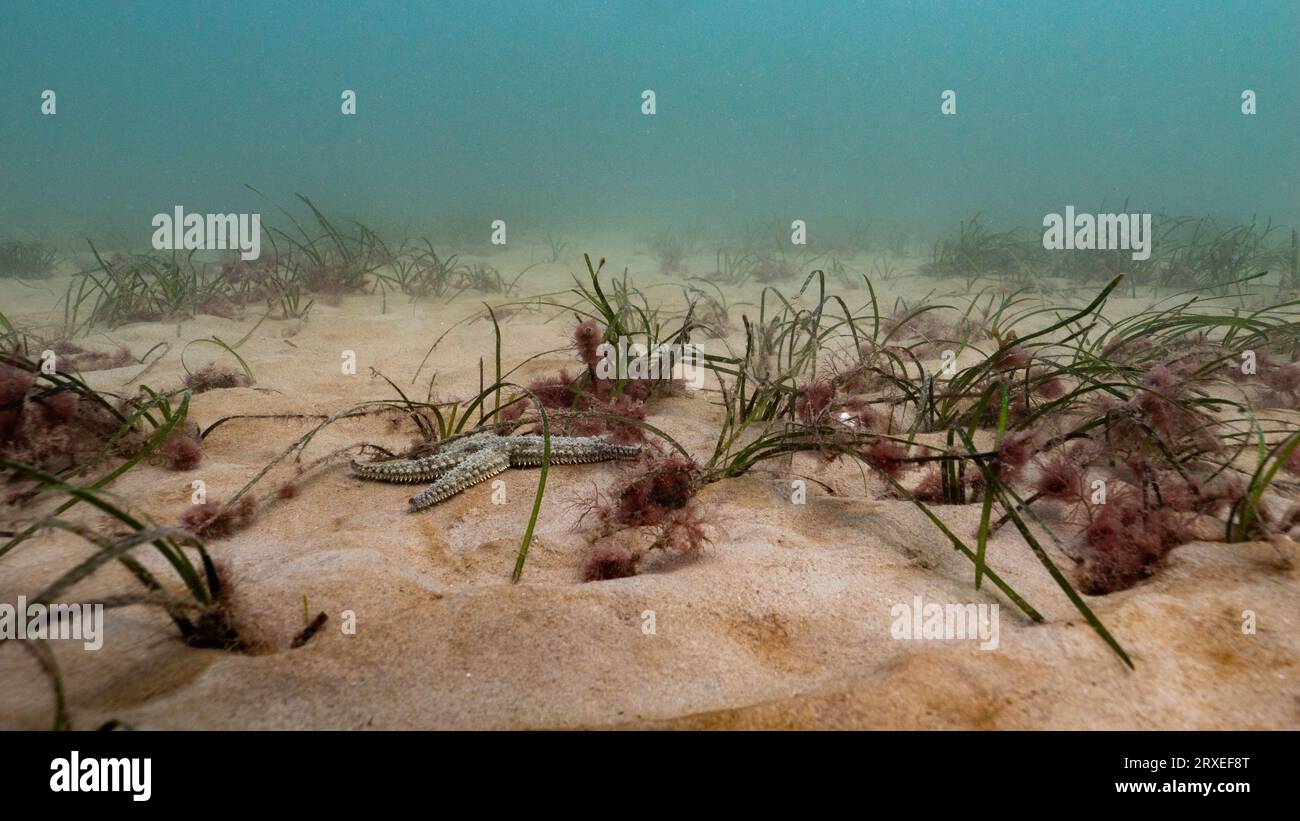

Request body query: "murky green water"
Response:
[2, 1, 1295, 250]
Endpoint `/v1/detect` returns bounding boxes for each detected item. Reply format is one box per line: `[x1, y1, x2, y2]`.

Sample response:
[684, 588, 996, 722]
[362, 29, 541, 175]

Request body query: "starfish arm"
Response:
[408, 446, 510, 510]
[350, 433, 500, 483]
[351, 451, 469, 482]
[506, 435, 642, 467]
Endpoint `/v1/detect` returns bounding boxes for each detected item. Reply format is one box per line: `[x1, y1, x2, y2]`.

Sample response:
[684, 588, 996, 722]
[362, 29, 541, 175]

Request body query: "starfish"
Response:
[350, 433, 642, 511]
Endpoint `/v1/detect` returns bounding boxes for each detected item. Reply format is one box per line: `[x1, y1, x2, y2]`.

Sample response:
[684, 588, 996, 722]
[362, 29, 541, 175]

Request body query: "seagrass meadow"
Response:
[1, 1, 1297, 730]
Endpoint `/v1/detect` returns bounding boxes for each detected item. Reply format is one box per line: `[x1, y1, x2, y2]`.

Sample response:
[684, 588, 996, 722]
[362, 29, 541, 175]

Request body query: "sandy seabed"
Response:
[1, 244, 1296, 730]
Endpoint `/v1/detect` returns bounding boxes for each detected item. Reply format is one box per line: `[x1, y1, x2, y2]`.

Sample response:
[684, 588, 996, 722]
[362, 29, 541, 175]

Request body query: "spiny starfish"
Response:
[351, 433, 641, 511]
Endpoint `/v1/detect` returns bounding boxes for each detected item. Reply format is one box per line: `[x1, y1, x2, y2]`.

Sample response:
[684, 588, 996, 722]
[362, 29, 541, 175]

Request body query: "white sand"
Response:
[1, 249, 1296, 729]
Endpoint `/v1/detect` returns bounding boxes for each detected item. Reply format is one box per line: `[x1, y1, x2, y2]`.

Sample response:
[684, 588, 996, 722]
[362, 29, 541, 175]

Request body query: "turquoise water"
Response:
[3, 0, 1296, 242]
